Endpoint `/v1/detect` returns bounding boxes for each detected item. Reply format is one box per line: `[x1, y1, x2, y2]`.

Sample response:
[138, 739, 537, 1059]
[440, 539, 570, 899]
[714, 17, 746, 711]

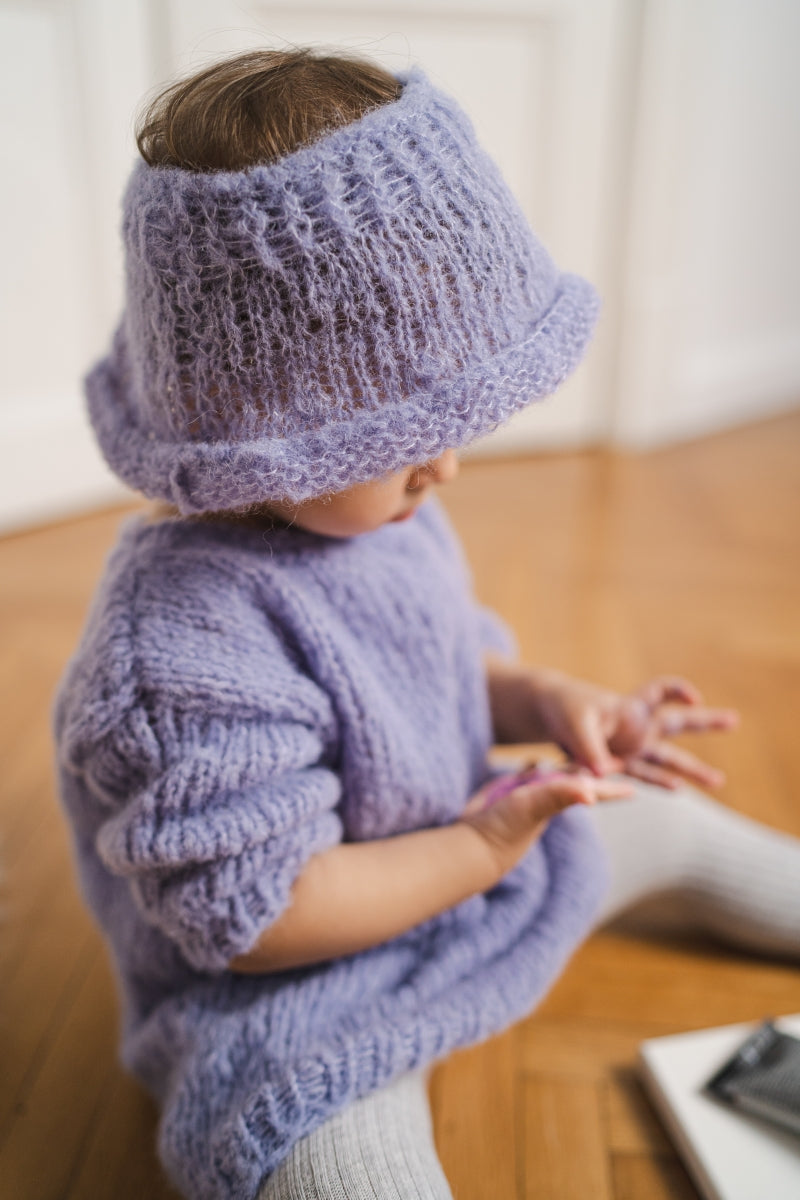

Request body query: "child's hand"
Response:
[533, 671, 739, 790]
[459, 766, 634, 879]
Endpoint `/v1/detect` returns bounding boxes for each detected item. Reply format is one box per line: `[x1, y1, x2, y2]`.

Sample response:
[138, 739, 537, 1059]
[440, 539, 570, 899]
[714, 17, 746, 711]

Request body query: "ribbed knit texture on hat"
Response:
[53, 499, 609, 1199]
[87, 67, 599, 513]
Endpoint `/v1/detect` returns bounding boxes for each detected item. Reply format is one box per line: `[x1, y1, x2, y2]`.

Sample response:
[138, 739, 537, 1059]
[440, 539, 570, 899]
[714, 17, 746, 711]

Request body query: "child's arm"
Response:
[484, 651, 738, 788]
[228, 771, 629, 974]
[228, 821, 499, 973]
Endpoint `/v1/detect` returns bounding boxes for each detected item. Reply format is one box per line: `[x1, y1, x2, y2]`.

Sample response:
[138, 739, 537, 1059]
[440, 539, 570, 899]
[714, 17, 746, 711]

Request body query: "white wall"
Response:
[612, 0, 800, 447]
[0, 0, 152, 529]
[0, 0, 798, 532]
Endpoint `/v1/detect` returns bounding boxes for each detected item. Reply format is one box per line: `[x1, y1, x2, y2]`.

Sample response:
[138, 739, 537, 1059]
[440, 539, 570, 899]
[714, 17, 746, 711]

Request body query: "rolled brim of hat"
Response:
[87, 271, 598, 513]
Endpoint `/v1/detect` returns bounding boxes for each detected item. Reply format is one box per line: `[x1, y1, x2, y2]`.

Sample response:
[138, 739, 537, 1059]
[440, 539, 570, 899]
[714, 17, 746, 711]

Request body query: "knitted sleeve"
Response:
[88, 696, 343, 974]
[67, 576, 346, 975]
[90, 703, 342, 973]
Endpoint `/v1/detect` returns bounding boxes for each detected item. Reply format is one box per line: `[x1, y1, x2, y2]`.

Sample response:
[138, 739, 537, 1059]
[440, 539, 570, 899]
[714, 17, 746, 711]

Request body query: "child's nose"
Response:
[426, 449, 459, 485]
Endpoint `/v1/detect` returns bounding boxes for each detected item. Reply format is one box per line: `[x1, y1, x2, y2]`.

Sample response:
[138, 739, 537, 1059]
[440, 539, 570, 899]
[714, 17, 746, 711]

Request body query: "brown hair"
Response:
[136, 48, 402, 172]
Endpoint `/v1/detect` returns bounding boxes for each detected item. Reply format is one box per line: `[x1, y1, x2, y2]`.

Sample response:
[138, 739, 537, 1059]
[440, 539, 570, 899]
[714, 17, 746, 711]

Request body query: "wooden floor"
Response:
[2, 411, 799, 1199]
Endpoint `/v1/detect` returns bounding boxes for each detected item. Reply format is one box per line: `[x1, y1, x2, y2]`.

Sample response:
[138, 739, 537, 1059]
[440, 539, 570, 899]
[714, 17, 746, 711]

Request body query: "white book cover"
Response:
[638, 1014, 800, 1200]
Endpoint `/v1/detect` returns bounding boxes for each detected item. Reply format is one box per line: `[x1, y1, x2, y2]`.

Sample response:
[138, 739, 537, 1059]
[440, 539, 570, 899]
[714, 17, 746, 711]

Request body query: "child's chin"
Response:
[389, 505, 420, 524]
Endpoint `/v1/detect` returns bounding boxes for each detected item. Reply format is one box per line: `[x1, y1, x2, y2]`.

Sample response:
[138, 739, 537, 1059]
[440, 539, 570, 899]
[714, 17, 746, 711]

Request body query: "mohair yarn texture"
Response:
[53, 498, 610, 1200]
[86, 66, 599, 513]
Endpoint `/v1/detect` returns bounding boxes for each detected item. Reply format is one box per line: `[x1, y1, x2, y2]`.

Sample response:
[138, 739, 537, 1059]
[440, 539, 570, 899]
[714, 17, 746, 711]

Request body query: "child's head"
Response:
[87, 48, 599, 528]
[135, 50, 455, 537]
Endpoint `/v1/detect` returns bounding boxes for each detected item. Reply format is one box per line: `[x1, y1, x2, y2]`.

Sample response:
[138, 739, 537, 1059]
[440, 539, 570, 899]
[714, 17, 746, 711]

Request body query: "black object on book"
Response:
[704, 1019, 800, 1138]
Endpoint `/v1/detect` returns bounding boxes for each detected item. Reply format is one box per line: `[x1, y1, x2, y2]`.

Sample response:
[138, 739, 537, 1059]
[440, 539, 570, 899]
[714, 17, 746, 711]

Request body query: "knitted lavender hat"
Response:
[87, 66, 599, 513]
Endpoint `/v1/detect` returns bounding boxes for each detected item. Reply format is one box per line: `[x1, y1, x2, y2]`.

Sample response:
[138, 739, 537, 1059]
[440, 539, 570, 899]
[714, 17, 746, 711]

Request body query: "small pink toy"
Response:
[482, 762, 579, 809]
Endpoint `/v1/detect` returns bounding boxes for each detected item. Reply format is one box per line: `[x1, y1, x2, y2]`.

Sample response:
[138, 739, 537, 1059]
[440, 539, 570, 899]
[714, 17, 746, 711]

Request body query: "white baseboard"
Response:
[0, 397, 133, 535]
[616, 332, 800, 450]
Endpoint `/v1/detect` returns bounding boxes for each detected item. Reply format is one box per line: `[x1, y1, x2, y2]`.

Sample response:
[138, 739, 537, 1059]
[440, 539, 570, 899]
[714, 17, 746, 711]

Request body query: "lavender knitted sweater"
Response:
[54, 497, 609, 1200]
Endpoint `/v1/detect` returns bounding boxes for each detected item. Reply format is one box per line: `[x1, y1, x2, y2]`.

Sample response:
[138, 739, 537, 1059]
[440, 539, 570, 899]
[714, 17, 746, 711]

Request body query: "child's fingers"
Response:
[479, 764, 572, 809]
[618, 759, 681, 790]
[569, 709, 619, 777]
[506, 774, 634, 816]
[657, 705, 740, 738]
[588, 777, 636, 800]
[651, 741, 725, 787]
[635, 675, 704, 710]
[477, 762, 634, 817]
[628, 742, 725, 789]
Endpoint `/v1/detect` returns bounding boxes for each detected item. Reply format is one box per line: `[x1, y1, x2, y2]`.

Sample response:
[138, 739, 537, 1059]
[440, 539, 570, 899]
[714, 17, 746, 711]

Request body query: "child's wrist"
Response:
[453, 817, 508, 891]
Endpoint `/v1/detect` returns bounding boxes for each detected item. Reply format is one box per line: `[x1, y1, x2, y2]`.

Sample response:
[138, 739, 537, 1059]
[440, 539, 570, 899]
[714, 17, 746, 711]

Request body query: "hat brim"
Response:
[87, 272, 598, 514]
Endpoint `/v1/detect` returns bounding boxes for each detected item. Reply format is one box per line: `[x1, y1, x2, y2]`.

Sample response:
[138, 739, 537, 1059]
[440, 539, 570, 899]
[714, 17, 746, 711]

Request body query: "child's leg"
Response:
[257, 1068, 454, 1200]
[588, 781, 800, 960]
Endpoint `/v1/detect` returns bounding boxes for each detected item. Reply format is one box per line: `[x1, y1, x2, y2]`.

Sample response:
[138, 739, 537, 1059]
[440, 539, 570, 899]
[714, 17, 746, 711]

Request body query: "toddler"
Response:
[53, 49, 800, 1200]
